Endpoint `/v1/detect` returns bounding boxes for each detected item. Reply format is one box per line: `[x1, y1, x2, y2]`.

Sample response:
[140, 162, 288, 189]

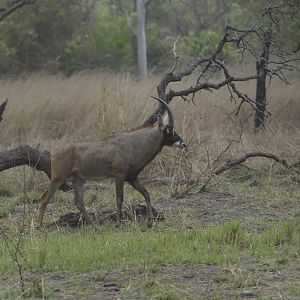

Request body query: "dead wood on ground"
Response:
[0, 145, 70, 191]
[213, 151, 300, 176]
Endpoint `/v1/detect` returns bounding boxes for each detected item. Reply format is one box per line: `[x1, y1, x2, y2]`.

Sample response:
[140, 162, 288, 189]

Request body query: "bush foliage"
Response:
[0, 0, 298, 74]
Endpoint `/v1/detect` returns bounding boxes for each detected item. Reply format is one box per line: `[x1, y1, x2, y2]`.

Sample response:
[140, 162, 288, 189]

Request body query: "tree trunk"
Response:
[136, 0, 147, 79]
[254, 60, 267, 131]
[254, 34, 271, 132]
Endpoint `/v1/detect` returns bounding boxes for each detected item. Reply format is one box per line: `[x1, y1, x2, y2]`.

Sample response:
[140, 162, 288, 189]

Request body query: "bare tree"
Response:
[143, 27, 261, 126]
[229, 2, 299, 131]
[143, 1, 299, 132]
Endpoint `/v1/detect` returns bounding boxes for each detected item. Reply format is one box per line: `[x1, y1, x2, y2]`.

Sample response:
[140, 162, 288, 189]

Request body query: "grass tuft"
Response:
[0, 220, 298, 274]
[221, 220, 247, 247]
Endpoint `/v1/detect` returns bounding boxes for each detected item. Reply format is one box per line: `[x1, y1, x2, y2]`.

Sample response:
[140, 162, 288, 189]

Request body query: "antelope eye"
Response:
[167, 127, 175, 135]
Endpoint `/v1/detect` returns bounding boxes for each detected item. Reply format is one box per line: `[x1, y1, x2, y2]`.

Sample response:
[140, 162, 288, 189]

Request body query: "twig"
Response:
[170, 36, 180, 74]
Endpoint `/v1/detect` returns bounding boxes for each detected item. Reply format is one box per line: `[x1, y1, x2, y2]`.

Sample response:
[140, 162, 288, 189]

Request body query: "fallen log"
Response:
[0, 145, 51, 175]
[0, 145, 70, 191]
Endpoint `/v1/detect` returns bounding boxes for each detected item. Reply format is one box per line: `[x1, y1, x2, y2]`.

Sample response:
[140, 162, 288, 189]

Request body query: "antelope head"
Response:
[151, 96, 186, 149]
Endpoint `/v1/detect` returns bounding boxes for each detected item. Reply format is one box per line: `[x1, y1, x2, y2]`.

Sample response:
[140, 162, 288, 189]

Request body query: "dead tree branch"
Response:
[196, 151, 300, 193]
[143, 1, 299, 130]
[213, 151, 300, 176]
[142, 27, 262, 126]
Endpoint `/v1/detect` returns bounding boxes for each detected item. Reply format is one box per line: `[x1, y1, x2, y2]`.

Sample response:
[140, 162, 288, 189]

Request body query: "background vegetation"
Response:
[0, 0, 299, 74]
[0, 0, 300, 299]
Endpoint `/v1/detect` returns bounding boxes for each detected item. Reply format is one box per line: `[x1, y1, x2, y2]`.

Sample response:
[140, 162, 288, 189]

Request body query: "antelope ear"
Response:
[156, 114, 163, 130]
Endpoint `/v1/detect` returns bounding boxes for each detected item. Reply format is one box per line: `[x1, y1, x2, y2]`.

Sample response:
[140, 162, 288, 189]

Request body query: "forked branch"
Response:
[143, 26, 260, 126]
[143, 1, 299, 127]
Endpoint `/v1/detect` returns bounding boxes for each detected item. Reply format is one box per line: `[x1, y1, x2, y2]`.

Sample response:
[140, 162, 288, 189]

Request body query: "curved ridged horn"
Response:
[0, 98, 8, 122]
[150, 96, 174, 128]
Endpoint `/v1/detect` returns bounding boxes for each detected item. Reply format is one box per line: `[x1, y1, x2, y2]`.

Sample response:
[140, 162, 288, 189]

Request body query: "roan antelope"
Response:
[38, 97, 186, 227]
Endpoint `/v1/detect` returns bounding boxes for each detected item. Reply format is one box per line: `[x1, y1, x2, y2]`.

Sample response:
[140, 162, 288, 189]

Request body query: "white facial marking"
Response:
[163, 114, 169, 125]
[173, 141, 186, 148]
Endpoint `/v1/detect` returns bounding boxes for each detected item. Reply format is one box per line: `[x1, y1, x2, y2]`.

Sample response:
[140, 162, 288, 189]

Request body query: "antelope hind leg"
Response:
[38, 180, 61, 226]
[73, 176, 93, 224]
[115, 175, 125, 227]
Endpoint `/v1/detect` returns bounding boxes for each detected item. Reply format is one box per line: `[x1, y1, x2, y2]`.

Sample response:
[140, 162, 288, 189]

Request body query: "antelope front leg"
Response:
[129, 177, 154, 228]
[115, 175, 125, 227]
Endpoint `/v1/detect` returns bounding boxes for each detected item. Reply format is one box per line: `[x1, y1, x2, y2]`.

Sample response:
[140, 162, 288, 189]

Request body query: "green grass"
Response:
[0, 196, 20, 217]
[0, 220, 299, 274]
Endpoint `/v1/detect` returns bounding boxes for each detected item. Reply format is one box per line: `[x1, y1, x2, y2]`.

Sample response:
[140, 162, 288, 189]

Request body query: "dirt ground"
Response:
[157, 189, 299, 230]
[1, 184, 300, 299]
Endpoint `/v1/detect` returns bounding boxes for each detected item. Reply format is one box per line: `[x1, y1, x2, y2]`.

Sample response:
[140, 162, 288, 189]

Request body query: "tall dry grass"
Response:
[0, 70, 299, 189]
